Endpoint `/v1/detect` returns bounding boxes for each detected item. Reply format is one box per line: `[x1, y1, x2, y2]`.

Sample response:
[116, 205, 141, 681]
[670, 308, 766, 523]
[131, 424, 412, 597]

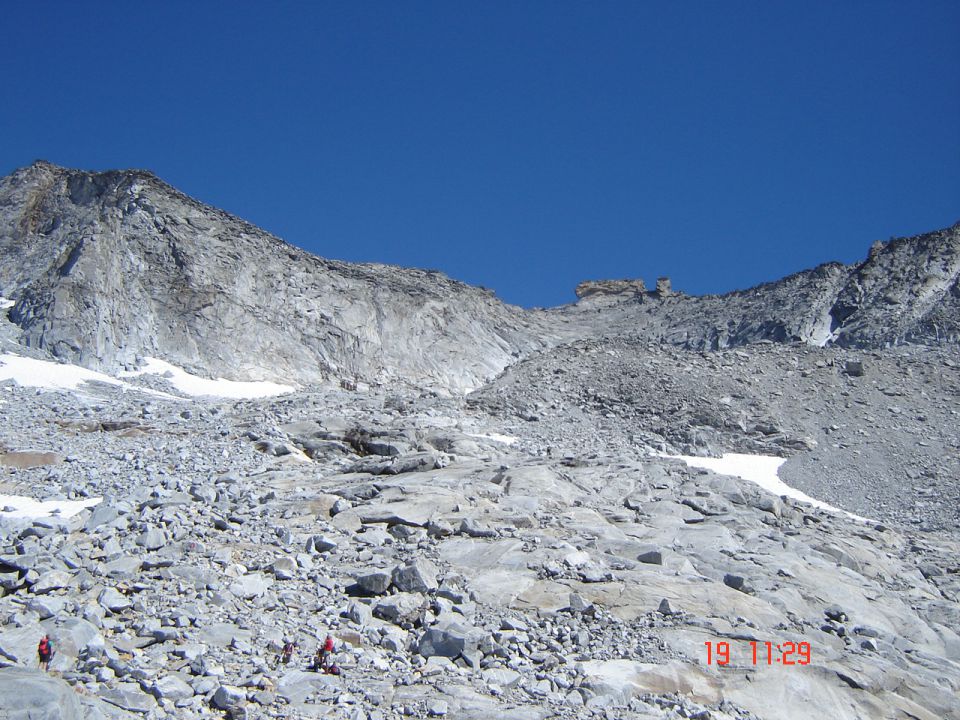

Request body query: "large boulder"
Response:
[0, 667, 83, 719]
[98, 587, 132, 613]
[46, 617, 107, 673]
[276, 670, 339, 706]
[228, 573, 272, 599]
[151, 673, 194, 701]
[0, 619, 45, 667]
[212, 684, 246, 710]
[392, 558, 439, 593]
[373, 593, 426, 625]
[30, 570, 74, 595]
[417, 622, 485, 659]
[355, 570, 393, 595]
[101, 682, 158, 713]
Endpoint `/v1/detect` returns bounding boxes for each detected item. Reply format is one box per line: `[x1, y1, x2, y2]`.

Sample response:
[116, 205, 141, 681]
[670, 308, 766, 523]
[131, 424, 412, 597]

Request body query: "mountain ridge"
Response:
[0, 161, 957, 392]
[1, 161, 549, 393]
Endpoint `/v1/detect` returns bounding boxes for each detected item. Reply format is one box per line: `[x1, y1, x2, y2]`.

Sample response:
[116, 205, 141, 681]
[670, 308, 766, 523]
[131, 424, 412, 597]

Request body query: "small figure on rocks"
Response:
[311, 635, 340, 675]
[38, 635, 53, 671]
[279, 638, 298, 666]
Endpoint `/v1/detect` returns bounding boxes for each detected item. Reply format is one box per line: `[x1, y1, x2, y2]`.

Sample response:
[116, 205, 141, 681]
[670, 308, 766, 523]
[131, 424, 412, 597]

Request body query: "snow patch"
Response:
[119, 357, 295, 398]
[0, 297, 14, 310]
[0, 353, 125, 391]
[0, 494, 102, 520]
[667, 452, 870, 522]
[466, 432, 518, 445]
[808, 307, 836, 347]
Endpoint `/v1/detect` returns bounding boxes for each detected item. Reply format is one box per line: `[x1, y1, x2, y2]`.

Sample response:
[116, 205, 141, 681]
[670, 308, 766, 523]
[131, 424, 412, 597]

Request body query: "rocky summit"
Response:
[0, 162, 957, 720]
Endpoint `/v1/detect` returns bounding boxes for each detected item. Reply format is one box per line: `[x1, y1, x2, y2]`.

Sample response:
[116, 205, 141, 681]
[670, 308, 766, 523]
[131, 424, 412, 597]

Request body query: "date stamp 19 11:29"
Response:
[704, 640, 812, 666]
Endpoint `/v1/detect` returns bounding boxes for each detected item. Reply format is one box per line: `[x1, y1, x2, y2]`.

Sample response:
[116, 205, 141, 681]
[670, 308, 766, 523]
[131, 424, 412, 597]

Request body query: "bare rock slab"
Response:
[0, 667, 83, 719]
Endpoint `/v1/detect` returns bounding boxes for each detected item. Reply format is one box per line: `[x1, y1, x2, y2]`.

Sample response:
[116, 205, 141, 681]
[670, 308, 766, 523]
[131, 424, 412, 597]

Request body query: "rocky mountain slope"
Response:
[0, 161, 957, 719]
[0, 162, 548, 394]
[562, 222, 960, 351]
[468, 339, 960, 532]
[0, 370, 957, 719]
[1, 162, 958, 395]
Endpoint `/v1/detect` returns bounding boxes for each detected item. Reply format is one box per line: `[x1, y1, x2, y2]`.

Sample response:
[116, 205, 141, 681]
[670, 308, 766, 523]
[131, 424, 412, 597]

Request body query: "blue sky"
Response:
[2, 1, 958, 308]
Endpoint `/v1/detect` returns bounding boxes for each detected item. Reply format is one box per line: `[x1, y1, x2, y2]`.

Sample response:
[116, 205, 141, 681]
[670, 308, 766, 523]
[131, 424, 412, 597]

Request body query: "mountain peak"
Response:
[0, 163, 547, 392]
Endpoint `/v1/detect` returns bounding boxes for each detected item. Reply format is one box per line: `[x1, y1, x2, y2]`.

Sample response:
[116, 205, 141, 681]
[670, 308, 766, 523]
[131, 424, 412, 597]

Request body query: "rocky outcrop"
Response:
[574, 278, 646, 299]
[0, 161, 547, 393]
[564, 261, 854, 349]
[828, 224, 960, 347]
[564, 222, 960, 350]
[0, 667, 83, 719]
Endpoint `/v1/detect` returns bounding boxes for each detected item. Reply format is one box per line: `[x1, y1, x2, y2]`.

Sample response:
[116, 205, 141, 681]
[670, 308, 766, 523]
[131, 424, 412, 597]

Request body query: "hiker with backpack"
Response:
[310, 634, 340, 675]
[279, 638, 298, 666]
[38, 635, 53, 671]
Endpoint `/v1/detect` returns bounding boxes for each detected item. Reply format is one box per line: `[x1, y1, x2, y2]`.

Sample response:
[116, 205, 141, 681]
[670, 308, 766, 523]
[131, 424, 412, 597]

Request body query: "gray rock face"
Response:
[0, 667, 83, 720]
[829, 227, 960, 347]
[0, 162, 547, 394]
[1, 162, 957, 400]
[558, 223, 960, 352]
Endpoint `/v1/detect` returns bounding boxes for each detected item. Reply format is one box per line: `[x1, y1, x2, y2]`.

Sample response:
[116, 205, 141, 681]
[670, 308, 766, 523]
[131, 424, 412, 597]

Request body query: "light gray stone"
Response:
[306, 535, 338, 553]
[98, 587, 132, 613]
[30, 570, 73, 594]
[101, 556, 142, 579]
[270, 556, 297, 580]
[101, 682, 158, 713]
[0, 667, 83, 719]
[212, 684, 246, 710]
[135, 528, 166, 550]
[418, 622, 484, 659]
[151, 673, 194, 701]
[228, 573, 272, 599]
[392, 558, 439, 593]
[374, 593, 425, 625]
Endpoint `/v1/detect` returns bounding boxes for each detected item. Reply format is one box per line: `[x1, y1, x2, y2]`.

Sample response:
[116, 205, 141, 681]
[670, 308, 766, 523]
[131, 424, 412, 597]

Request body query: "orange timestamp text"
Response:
[704, 640, 812, 666]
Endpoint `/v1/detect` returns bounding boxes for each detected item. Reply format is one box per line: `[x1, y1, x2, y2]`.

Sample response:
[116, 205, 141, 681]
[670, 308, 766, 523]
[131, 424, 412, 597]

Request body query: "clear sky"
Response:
[2, 2, 958, 308]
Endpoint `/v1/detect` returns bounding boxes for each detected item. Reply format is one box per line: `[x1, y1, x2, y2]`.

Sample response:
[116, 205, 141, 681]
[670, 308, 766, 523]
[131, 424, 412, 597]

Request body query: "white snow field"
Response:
[119, 357, 295, 398]
[0, 353, 125, 391]
[0, 494, 102, 520]
[466, 432, 518, 445]
[0, 352, 293, 399]
[668, 452, 870, 522]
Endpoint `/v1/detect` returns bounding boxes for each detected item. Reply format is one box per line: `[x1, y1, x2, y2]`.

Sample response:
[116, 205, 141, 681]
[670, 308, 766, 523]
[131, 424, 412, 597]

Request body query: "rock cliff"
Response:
[0, 162, 547, 393]
[562, 223, 960, 351]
